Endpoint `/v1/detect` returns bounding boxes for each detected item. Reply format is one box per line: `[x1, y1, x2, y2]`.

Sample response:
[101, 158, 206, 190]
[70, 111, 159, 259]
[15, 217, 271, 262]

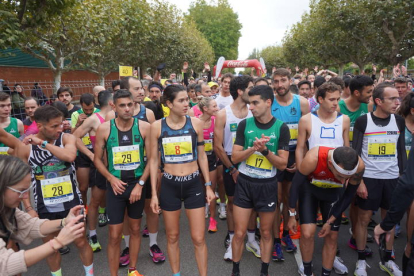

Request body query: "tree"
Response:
[187, 0, 242, 60]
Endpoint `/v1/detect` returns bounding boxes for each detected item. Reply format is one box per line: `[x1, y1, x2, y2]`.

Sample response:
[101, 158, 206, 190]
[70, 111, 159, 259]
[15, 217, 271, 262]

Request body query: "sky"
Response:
[167, 0, 310, 62]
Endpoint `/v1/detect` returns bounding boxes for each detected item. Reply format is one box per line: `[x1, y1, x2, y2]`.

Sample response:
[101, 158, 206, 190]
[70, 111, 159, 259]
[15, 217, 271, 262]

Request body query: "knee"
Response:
[301, 230, 315, 241]
[167, 232, 179, 244]
[109, 231, 122, 245]
[233, 230, 246, 242]
[191, 234, 205, 247]
[260, 229, 272, 241]
[74, 236, 88, 248]
[129, 223, 141, 235]
[357, 215, 370, 227]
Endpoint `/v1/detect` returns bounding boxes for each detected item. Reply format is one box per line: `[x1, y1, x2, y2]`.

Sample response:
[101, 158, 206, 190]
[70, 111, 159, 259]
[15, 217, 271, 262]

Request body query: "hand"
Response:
[374, 224, 392, 244]
[204, 62, 210, 72]
[23, 134, 43, 146]
[253, 135, 270, 152]
[150, 196, 161, 214]
[231, 169, 239, 183]
[182, 61, 188, 72]
[76, 114, 87, 126]
[372, 64, 377, 74]
[206, 186, 216, 205]
[286, 163, 297, 173]
[272, 67, 277, 73]
[288, 216, 297, 234]
[314, 66, 319, 72]
[109, 176, 127, 195]
[318, 222, 331, 238]
[357, 183, 368, 199]
[87, 153, 94, 162]
[402, 65, 407, 76]
[129, 184, 143, 204]
[295, 66, 299, 72]
[56, 215, 85, 246]
[27, 209, 38, 218]
[65, 205, 84, 225]
[380, 69, 385, 77]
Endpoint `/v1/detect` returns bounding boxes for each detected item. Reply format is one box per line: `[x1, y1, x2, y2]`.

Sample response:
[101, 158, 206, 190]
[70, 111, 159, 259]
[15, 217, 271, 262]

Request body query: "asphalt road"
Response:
[24, 207, 408, 276]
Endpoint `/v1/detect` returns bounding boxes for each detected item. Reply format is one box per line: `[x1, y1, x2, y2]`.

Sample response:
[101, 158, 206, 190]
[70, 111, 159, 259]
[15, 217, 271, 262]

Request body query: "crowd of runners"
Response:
[1, 62, 414, 276]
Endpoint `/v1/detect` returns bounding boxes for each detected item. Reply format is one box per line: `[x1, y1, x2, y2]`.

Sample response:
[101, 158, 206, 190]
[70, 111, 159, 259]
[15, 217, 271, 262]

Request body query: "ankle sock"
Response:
[358, 249, 366, 260]
[229, 231, 234, 243]
[260, 262, 269, 274]
[51, 268, 62, 276]
[303, 261, 312, 276]
[124, 235, 130, 248]
[232, 261, 240, 273]
[274, 238, 281, 244]
[385, 249, 393, 261]
[173, 273, 181, 276]
[84, 264, 94, 276]
[149, 232, 158, 247]
[89, 229, 97, 237]
[128, 267, 136, 273]
[321, 266, 331, 276]
[247, 229, 256, 243]
[282, 230, 289, 237]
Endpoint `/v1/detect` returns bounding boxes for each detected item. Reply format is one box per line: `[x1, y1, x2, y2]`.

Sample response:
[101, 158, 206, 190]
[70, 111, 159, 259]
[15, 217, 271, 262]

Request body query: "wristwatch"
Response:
[138, 180, 145, 186]
[41, 140, 48, 149]
[261, 148, 269, 156]
[288, 210, 296, 217]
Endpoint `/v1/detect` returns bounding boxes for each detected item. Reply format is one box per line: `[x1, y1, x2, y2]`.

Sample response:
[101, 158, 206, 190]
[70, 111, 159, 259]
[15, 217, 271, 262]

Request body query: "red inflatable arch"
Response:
[213, 59, 264, 77]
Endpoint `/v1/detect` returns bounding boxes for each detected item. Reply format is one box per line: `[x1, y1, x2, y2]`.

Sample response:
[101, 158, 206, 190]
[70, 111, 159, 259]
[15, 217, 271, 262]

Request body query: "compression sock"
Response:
[247, 229, 256, 243]
[232, 261, 240, 273]
[84, 263, 94, 276]
[303, 261, 312, 276]
[260, 262, 269, 275]
[385, 249, 393, 262]
[98, 207, 105, 214]
[403, 253, 409, 273]
[173, 273, 181, 276]
[51, 268, 62, 276]
[321, 266, 331, 276]
[89, 229, 97, 237]
[358, 249, 366, 260]
[282, 230, 289, 237]
[274, 238, 281, 245]
[124, 235, 130, 248]
[149, 232, 158, 247]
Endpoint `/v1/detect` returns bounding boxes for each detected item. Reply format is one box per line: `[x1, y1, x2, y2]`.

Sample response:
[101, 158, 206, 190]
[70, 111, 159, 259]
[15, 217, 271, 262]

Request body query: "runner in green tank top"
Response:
[93, 90, 150, 276]
[0, 92, 24, 154]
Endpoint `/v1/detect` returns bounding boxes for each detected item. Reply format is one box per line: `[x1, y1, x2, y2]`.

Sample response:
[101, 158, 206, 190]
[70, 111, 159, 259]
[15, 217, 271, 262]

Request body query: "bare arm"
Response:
[17, 119, 24, 136]
[299, 96, 310, 115]
[213, 109, 232, 168]
[295, 115, 310, 168]
[146, 108, 156, 124]
[342, 115, 350, 147]
[149, 121, 161, 213]
[26, 134, 77, 163]
[73, 116, 95, 160]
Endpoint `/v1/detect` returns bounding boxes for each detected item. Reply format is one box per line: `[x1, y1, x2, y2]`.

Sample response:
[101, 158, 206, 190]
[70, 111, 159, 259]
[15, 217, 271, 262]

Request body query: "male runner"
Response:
[0, 92, 23, 155]
[214, 75, 255, 261]
[94, 90, 150, 276]
[353, 83, 406, 276]
[73, 90, 113, 252]
[23, 97, 39, 132]
[288, 146, 364, 276]
[57, 87, 81, 119]
[215, 73, 234, 110]
[271, 68, 310, 261]
[0, 105, 94, 276]
[394, 77, 409, 100]
[231, 85, 290, 276]
[92, 86, 105, 109]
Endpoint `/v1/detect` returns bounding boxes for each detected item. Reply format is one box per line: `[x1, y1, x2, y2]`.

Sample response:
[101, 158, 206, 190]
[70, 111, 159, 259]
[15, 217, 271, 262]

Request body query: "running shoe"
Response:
[149, 244, 166, 263]
[316, 213, 323, 227]
[354, 260, 370, 276]
[379, 260, 402, 276]
[281, 234, 297, 252]
[59, 246, 70, 255]
[333, 256, 348, 274]
[224, 245, 232, 261]
[395, 223, 401, 238]
[347, 237, 373, 256]
[368, 219, 377, 230]
[208, 217, 218, 233]
[230, 272, 240, 276]
[119, 247, 130, 267]
[127, 270, 143, 276]
[246, 240, 261, 258]
[298, 263, 315, 276]
[219, 206, 227, 220]
[260, 273, 269, 276]
[89, 235, 101, 252]
[98, 213, 108, 227]
[272, 242, 284, 261]
[341, 212, 349, 224]
[142, 226, 149, 237]
[224, 233, 230, 248]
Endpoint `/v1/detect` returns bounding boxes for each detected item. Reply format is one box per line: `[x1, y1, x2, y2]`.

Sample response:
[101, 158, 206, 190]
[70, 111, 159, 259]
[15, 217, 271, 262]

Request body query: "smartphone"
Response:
[78, 207, 85, 223]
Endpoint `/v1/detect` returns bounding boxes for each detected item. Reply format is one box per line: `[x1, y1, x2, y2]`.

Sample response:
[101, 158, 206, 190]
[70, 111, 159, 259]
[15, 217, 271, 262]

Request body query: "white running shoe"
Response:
[246, 240, 261, 258]
[379, 260, 402, 276]
[224, 245, 232, 261]
[218, 206, 227, 219]
[354, 260, 370, 276]
[333, 256, 348, 274]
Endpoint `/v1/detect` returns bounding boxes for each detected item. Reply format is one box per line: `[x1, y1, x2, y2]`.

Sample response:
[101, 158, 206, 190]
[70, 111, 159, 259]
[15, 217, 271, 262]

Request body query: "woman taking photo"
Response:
[149, 85, 215, 276]
[0, 155, 85, 276]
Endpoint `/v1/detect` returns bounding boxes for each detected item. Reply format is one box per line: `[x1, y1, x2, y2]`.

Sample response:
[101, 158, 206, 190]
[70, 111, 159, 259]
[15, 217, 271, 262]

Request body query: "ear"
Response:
[166, 100, 173, 109]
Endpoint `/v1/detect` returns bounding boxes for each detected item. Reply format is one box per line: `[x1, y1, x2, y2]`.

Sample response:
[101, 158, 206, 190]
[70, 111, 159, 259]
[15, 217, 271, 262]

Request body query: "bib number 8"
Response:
[175, 145, 180, 154]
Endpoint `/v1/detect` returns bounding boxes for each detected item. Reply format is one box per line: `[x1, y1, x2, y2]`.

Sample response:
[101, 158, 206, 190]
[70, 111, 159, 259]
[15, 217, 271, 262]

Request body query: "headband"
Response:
[330, 149, 359, 176]
[149, 84, 163, 91]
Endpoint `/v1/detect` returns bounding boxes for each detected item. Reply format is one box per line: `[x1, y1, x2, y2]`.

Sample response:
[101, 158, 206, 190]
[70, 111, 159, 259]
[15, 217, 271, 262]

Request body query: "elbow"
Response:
[67, 153, 77, 163]
[231, 155, 240, 164]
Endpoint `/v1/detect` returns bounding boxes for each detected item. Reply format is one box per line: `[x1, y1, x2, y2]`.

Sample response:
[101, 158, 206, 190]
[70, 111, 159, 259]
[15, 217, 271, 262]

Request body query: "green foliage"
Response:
[187, 0, 242, 60]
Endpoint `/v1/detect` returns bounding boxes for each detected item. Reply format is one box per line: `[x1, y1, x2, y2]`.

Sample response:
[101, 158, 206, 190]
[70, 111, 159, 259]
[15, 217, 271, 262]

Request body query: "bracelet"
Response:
[60, 218, 66, 228]
[49, 239, 58, 252]
[225, 165, 235, 173]
[25, 206, 33, 212]
[54, 237, 64, 248]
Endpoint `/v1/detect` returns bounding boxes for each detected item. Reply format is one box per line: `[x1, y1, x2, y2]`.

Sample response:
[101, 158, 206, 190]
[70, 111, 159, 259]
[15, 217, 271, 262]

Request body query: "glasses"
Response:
[383, 97, 400, 102]
[7, 184, 34, 198]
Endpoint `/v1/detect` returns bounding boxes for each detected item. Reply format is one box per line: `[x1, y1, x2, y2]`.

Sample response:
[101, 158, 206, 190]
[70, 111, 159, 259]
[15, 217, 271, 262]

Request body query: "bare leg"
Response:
[217, 165, 226, 204]
[300, 224, 316, 263]
[186, 207, 208, 276]
[355, 208, 372, 252]
[73, 234, 94, 266]
[163, 209, 181, 274]
[43, 232, 62, 272]
[381, 208, 395, 251]
[88, 186, 105, 233]
[128, 217, 142, 268]
[144, 199, 159, 236]
[108, 224, 123, 276]
[77, 167, 90, 207]
[208, 169, 218, 219]
[259, 211, 276, 263]
[321, 231, 338, 270]
[232, 205, 253, 262]
[227, 196, 235, 232]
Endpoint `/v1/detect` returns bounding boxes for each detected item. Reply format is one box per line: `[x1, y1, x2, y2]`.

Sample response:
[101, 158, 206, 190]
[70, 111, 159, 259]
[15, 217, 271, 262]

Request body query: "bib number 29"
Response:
[122, 153, 132, 164]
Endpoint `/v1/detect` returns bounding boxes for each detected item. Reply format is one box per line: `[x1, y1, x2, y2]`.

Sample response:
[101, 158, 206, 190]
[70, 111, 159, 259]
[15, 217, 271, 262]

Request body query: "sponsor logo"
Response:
[122, 135, 129, 141]
[290, 107, 297, 116]
[196, 193, 201, 196]
[9, 128, 16, 134]
[268, 202, 275, 207]
[227, 61, 249, 68]
[247, 130, 254, 134]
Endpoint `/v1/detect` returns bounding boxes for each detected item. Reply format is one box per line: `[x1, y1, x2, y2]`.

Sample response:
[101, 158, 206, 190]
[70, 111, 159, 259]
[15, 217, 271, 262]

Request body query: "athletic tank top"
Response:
[339, 100, 368, 143]
[29, 133, 82, 214]
[308, 146, 343, 188]
[271, 94, 301, 150]
[223, 105, 253, 155]
[308, 112, 344, 149]
[192, 105, 203, 118]
[238, 117, 283, 179]
[0, 117, 19, 155]
[159, 115, 198, 164]
[308, 97, 319, 112]
[90, 113, 106, 148]
[362, 113, 400, 179]
[133, 104, 148, 122]
[106, 118, 145, 182]
[203, 117, 215, 155]
[405, 126, 412, 158]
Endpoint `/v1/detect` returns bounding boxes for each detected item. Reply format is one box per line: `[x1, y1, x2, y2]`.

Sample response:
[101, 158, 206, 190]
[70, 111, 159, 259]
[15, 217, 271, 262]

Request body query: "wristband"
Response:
[41, 140, 48, 149]
[205, 181, 212, 186]
[225, 165, 235, 173]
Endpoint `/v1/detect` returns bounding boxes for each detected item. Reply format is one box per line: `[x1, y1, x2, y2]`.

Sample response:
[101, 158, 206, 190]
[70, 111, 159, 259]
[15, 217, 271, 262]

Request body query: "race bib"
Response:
[349, 126, 354, 142]
[112, 145, 140, 170]
[245, 152, 273, 177]
[311, 178, 343, 188]
[205, 139, 213, 155]
[0, 146, 9, 155]
[41, 175, 74, 206]
[162, 136, 193, 163]
[230, 123, 238, 144]
[288, 124, 298, 146]
[82, 133, 92, 148]
[406, 146, 411, 158]
[367, 137, 396, 161]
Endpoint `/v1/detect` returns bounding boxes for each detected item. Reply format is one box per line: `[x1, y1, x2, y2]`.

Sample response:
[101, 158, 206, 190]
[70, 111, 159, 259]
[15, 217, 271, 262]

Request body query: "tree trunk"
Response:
[338, 64, 344, 77]
[99, 75, 105, 86]
[53, 70, 62, 93]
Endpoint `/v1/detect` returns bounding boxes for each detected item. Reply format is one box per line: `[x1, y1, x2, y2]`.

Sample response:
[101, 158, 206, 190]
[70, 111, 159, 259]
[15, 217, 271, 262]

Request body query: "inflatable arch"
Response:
[213, 57, 266, 78]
